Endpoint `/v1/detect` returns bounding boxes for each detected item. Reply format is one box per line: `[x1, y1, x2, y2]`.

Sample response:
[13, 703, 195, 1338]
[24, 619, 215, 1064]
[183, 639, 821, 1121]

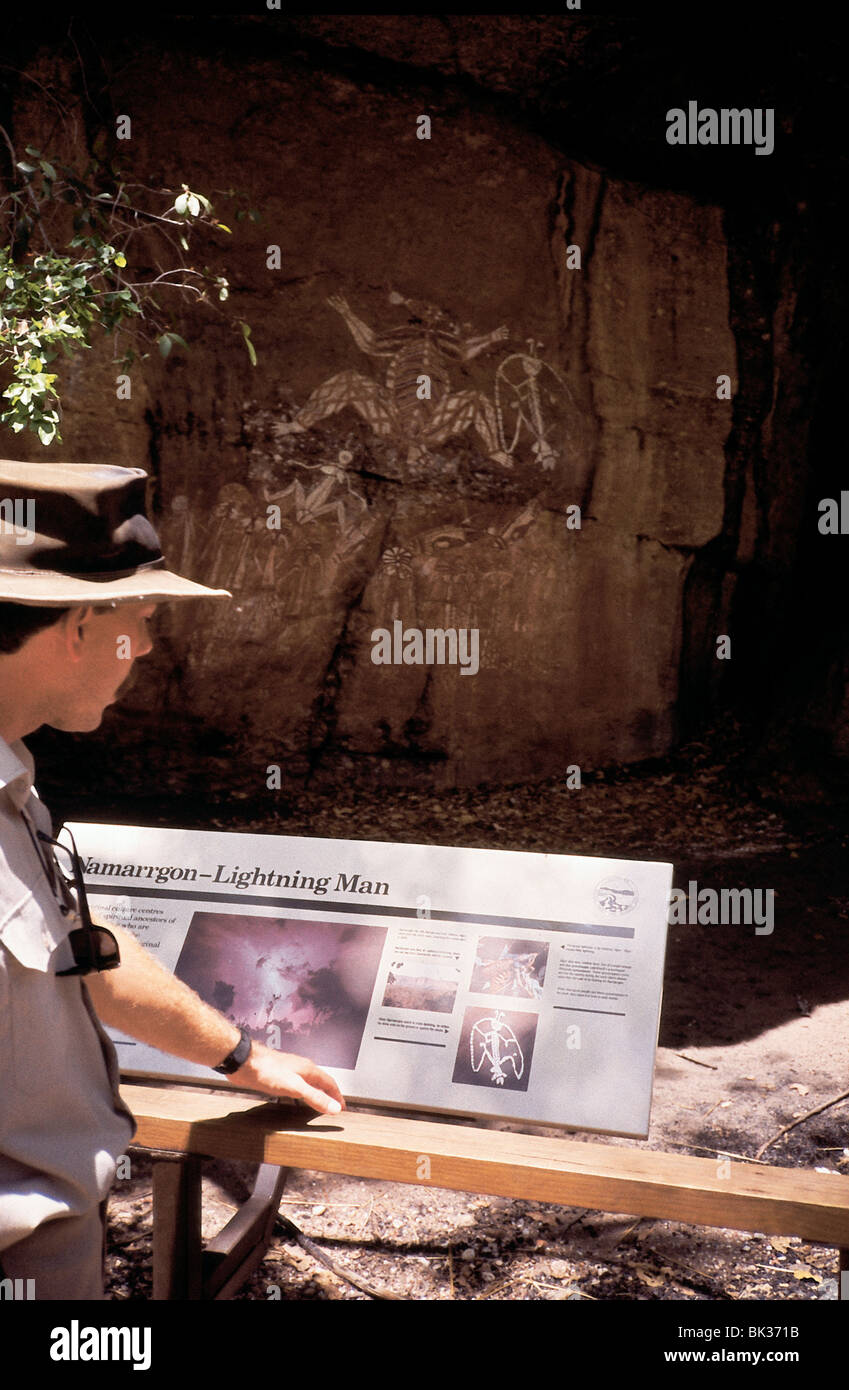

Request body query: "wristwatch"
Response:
[213, 1025, 253, 1074]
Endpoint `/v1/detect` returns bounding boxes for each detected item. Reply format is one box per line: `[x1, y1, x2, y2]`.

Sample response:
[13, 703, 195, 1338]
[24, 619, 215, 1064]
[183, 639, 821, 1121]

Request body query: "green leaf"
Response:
[16, 161, 37, 175]
[157, 331, 188, 359]
[240, 320, 257, 367]
[24, 145, 41, 158]
[40, 160, 57, 180]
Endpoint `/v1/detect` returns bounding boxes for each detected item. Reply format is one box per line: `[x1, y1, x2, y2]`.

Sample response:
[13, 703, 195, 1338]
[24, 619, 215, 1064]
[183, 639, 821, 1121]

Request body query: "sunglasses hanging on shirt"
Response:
[20, 812, 121, 975]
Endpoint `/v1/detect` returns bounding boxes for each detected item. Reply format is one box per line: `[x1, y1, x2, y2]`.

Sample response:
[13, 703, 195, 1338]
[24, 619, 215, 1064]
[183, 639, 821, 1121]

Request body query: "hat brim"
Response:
[0, 569, 232, 606]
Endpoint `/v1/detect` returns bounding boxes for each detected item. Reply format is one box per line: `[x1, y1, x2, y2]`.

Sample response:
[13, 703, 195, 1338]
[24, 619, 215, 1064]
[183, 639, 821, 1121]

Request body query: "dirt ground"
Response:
[83, 729, 848, 1302]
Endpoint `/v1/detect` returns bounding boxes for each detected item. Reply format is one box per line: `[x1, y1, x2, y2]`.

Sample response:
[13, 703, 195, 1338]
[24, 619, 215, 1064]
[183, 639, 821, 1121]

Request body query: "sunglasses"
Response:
[27, 821, 121, 976]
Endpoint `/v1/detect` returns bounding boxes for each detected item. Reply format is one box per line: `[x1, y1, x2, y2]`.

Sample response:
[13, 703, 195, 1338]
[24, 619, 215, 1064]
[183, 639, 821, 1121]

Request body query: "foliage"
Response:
[0, 131, 260, 444]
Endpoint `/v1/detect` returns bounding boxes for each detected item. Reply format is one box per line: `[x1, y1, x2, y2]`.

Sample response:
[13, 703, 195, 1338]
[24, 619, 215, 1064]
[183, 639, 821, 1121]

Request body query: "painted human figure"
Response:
[281, 294, 514, 470]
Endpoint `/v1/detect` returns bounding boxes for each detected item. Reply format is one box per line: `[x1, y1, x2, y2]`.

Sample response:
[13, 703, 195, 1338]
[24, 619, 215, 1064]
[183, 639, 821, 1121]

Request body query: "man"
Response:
[0, 460, 344, 1300]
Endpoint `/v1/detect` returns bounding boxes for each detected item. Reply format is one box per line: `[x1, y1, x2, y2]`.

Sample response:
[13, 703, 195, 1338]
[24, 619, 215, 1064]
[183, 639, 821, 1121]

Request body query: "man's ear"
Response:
[60, 605, 94, 659]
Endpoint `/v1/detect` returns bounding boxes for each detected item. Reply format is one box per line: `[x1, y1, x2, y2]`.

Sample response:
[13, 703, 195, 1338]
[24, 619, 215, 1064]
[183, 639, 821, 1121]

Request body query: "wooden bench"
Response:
[121, 1081, 849, 1301]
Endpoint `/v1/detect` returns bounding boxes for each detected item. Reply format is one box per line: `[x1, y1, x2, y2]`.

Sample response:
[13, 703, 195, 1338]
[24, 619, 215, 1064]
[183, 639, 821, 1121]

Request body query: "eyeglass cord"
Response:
[19, 806, 72, 916]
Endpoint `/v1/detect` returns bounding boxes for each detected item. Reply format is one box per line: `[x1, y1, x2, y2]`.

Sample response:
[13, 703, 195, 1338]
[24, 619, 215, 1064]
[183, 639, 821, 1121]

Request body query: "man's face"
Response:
[51, 601, 158, 732]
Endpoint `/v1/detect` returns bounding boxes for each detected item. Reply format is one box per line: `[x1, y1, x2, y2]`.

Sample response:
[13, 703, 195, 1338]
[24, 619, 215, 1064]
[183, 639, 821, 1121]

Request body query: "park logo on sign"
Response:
[594, 876, 638, 915]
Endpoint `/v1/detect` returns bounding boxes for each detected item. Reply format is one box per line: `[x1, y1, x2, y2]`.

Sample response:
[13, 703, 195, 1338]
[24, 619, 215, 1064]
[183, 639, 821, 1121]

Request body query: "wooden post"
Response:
[152, 1153, 202, 1300]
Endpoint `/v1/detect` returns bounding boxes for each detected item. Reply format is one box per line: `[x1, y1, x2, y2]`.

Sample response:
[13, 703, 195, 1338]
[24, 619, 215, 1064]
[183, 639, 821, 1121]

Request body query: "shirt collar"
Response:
[0, 735, 36, 809]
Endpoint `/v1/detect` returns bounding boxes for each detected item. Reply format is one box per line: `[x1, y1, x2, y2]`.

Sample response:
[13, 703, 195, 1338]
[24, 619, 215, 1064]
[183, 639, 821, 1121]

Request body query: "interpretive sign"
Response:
[70, 824, 673, 1138]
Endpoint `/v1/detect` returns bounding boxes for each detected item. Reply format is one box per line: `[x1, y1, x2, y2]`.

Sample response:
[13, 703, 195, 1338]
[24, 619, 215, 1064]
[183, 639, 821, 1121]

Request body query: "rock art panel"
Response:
[18, 41, 738, 790]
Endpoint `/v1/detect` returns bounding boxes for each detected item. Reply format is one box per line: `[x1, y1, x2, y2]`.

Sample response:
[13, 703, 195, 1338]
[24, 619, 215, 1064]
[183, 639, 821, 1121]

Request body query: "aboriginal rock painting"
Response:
[282, 291, 579, 478]
[452, 1004, 537, 1092]
[470, 937, 549, 1000]
[378, 497, 542, 580]
[280, 292, 513, 470]
[172, 292, 584, 599]
[471, 1011, 525, 1084]
[169, 453, 372, 605]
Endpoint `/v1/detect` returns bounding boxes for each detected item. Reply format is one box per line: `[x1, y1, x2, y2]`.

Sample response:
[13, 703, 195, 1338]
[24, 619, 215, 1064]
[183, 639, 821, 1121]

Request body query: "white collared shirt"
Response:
[0, 735, 135, 1253]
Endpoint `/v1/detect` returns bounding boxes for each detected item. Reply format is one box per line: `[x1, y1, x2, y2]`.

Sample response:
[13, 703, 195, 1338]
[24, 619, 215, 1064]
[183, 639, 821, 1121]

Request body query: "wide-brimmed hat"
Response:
[0, 460, 231, 605]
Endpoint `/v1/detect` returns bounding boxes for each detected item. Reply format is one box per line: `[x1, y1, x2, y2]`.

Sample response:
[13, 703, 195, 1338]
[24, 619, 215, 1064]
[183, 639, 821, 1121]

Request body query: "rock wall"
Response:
[5, 17, 834, 794]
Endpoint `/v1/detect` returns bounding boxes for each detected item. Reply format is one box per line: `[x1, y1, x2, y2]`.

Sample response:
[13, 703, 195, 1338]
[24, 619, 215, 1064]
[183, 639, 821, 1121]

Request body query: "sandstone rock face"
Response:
[332, 514, 690, 785]
[4, 29, 749, 791]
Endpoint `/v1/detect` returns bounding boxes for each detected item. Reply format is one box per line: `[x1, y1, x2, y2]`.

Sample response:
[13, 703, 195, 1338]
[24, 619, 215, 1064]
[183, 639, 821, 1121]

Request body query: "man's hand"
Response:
[226, 1041, 345, 1117]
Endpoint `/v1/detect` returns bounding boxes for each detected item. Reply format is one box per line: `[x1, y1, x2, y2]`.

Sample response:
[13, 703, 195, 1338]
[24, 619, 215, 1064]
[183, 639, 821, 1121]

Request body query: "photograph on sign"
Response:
[174, 913, 387, 1071]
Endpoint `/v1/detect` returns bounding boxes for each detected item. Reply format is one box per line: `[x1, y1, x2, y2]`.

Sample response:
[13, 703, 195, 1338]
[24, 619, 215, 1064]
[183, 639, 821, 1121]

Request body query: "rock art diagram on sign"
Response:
[471, 941, 547, 1000]
[470, 1010, 525, 1086]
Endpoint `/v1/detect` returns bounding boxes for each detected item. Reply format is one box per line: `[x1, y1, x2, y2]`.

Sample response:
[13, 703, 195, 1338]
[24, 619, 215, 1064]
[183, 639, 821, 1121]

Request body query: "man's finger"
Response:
[295, 1059, 345, 1110]
[293, 1077, 343, 1115]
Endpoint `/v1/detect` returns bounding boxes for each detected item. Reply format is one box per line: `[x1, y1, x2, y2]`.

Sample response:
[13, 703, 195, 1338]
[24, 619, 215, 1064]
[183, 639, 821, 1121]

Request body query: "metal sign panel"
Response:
[70, 824, 672, 1138]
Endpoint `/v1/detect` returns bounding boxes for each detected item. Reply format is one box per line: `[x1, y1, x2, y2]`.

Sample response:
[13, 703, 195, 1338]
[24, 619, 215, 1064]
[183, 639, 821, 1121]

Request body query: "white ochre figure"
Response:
[470, 1010, 524, 1085]
[281, 293, 513, 471]
[495, 338, 575, 471]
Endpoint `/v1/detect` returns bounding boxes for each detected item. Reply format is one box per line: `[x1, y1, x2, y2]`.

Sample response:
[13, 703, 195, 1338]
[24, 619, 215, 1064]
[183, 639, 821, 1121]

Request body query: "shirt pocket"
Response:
[0, 883, 72, 974]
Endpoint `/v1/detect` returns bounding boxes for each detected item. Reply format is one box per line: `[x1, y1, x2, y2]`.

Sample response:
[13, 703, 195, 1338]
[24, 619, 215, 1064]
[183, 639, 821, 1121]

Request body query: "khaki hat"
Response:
[0, 460, 231, 606]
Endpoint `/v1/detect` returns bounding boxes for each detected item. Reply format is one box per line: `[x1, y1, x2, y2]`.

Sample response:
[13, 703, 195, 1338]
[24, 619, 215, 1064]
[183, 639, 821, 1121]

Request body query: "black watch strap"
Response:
[213, 1025, 253, 1074]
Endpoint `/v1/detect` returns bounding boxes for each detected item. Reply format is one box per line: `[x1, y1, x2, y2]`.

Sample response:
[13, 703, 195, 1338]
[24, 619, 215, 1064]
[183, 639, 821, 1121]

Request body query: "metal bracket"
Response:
[150, 1153, 289, 1300]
